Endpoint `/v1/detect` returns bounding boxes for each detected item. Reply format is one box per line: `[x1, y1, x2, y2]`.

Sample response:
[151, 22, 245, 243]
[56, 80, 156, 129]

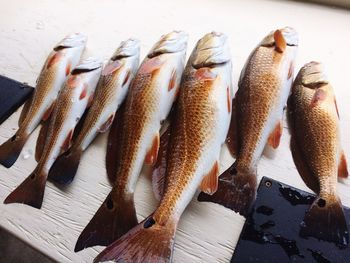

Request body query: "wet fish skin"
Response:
[74, 31, 188, 252]
[94, 31, 232, 263]
[0, 33, 87, 168]
[48, 38, 141, 185]
[3, 58, 103, 209]
[288, 61, 349, 247]
[198, 27, 298, 216]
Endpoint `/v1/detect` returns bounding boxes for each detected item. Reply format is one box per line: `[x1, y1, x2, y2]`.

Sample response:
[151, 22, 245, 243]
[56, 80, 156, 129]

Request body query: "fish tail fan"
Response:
[4, 168, 47, 209]
[75, 191, 138, 252]
[0, 133, 28, 168]
[198, 162, 257, 217]
[48, 148, 82, 185]
[94, 215, 177, 263]
[300, 195, 349, 248]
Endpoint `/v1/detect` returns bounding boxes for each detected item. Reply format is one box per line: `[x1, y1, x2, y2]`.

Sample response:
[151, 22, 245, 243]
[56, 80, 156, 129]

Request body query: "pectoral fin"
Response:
[310, 89, 327, 108]
[18, 95, 33, 126]
[61, 129, 74, 152]
[99, 114, 115, 133]
[200, 161, 219, 195]
[226, 97, 238, 158]
[267, 121, 283, 149]
[338, 151, 349, 179]
[274, 29, 286, 53]
[145, 133, 160, 166]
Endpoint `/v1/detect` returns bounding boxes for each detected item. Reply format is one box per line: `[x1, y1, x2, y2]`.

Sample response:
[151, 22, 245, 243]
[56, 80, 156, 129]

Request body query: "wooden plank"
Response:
[0, 0, 349, 262]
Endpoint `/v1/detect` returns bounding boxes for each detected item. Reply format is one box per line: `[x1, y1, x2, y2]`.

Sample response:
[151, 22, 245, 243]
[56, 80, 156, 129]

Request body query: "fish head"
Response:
[297, 61, 329, 89]
[260, 27, 298, 49]
[191, 31, 231, 69]
[54, 33, 88, 51]
[148, 31, 188, 58]
[111, 38, 141, 60]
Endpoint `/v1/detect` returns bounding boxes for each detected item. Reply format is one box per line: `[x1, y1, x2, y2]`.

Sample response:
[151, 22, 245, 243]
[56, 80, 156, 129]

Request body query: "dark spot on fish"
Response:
[256, 205, 274, 216]
[317, 198, 326, 208]
[30, 173, 36, 180]
[144, 217, 156, 229]
[11, 135, 16, 142]
[279, 185, 314, 206]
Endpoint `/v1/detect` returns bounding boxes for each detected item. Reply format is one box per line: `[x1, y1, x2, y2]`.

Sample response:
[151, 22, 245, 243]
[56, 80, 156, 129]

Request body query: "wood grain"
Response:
[0, 0, 350, 262]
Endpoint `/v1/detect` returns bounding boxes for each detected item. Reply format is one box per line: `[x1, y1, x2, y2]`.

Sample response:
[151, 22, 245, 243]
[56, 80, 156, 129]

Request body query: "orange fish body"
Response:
[4, 58, 102, 209]
[75, 31, 188, 252]
[198, 27, 298, 216]
[288, 61, 348, 247]
[0, 33, 87, 168]
[94, 32, 233, 263]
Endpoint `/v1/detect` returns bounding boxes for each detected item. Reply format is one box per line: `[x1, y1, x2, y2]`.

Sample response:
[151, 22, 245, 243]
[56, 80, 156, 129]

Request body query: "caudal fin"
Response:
[4, 168, 47, 209]
[0, 134, 28, 168]
[300, 195, 349, 248]
[198, 163, 257, 217]
[48, 148, 82, 185]
[94, 216, 177, 263]
[75, 191, 138, 252]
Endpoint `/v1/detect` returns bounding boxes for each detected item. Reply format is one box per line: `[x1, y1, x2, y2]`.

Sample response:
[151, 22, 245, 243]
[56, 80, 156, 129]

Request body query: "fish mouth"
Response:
[299, 61, 329, 88]
[71, 57, 103, 75]
[54, 33, 87, 51]
[111, 38, 141, 61]
[148, 30, 188, 58]
[260, 27, 298, 48]
[192, 31, 231, 69]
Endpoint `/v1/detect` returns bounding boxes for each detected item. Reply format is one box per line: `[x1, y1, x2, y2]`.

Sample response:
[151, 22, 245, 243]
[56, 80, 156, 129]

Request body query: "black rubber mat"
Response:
[231, 177, 349, 263]
[0, 75, 33, 125]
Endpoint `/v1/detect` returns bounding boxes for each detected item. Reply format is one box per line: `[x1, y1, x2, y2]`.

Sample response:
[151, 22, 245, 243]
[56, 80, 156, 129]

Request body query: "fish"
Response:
[3, 58, 103, 209]
[48, 38, 141, 185]
[198, 27, 298, 216]
[93, 31, 232, 263]
[74, 31, 188, 252]
[287, 61, 349, 247]
[0, 33, 87, 168]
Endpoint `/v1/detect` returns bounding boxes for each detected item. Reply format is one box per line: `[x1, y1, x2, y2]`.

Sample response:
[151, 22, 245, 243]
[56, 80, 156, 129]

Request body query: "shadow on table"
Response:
[0, 227, 55, 263]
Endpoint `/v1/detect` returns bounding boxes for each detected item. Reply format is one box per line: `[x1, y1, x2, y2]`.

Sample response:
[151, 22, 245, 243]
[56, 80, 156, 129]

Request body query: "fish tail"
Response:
[300, 194, 349, 248]
[75, 190, 138, 252]
[4, 167, 47, 209]
[0, 133, 28, 168]
[48, 148, 82, 185]
[198, 162, 257, 217]
[94, 215, 177, 263]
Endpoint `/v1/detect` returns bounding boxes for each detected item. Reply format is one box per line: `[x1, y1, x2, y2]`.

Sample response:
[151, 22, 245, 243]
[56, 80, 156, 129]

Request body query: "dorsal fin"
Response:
[274, 30, 286, 53]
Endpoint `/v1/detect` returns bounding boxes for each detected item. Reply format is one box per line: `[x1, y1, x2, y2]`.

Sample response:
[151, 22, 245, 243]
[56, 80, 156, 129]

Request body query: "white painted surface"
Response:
[0, 0, 349, 262]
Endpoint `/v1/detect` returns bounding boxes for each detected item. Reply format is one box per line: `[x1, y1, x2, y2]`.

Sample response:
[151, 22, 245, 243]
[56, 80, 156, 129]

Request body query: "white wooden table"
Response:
[1, 0, 350, 262]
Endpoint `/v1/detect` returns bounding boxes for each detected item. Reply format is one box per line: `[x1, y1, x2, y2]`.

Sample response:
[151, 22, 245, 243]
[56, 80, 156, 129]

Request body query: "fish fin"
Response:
[106, 103, 125, 184]
[35, 119, 51, 162]
[122, 70, 132, 86]
[144, 133, 160, 166]
[94, 216, 176, 263]
[274, 29, 286, 53]
[4, 168, 47, 209]
[198, 163, 257, 217]
[338, 151, 349, 179]
[48, 148, 82, 185]
[288, 61, 294, 80]
[61, 129, 74, 152]
[300, 195, 349, 248]
[0, 133, 28, 168]
[75, 191, 138, 252]
[267, 121, 282, 149]
[310, 89, 327, 108]
[226, 97, 238, 158]
[42, 102, 55, 122]
[79, 83, 88, 100]
[290, 134, 320, 193]
[65, 60, 72, 76]
[46, 52, 63, 69]
[18, 95, 33, 126]
[152, 126, 171, 201]
[139, 57, 164, 75]
[200, 161, 219, 195]
[87, 92, 94, 108]
[168, 69, 177, 91]
[99, 114, 115, 133]
[334, 98, 340, 119]
[102, 60, 122, 76]
[194, 68, 217, 81]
